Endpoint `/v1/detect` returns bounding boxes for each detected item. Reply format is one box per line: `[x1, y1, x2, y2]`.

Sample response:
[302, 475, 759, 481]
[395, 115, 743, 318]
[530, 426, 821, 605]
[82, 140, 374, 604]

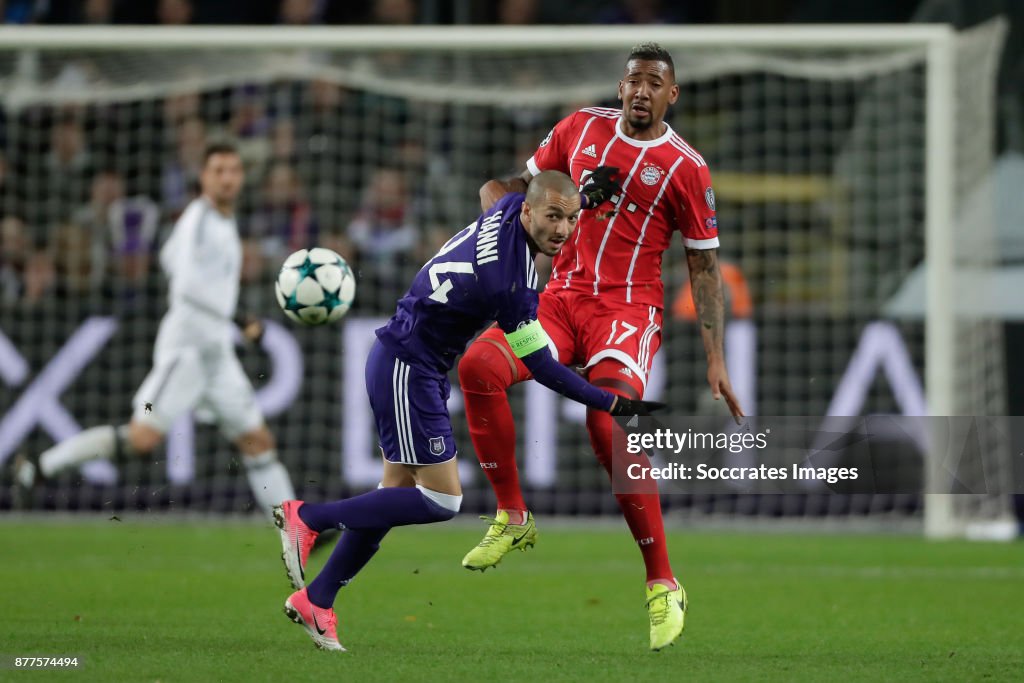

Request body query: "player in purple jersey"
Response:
[271, 170, 663, 651]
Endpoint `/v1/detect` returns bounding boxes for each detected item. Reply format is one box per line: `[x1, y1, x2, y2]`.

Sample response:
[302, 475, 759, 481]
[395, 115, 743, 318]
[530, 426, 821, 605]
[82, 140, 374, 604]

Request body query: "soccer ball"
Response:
[275, 247, 356, 325]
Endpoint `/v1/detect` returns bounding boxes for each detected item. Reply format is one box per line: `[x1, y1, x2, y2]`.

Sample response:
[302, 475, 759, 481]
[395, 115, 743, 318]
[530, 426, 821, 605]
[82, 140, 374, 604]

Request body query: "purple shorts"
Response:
[365, 340, 456, 465]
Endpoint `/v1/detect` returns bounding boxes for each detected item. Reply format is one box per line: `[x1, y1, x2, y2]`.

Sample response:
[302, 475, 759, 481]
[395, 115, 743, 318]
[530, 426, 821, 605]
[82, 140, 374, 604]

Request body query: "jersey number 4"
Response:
[427, 220, 477, 303]
[428, 262, 474, 303]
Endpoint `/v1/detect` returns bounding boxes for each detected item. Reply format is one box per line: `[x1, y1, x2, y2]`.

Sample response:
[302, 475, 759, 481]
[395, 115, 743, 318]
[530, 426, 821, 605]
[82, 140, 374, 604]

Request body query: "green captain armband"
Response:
[505, 320, 550, 358]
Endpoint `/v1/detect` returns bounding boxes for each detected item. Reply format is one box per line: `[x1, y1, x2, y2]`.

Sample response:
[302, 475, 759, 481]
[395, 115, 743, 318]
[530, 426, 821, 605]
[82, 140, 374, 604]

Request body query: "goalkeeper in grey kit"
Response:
[14, 142, 297, 519]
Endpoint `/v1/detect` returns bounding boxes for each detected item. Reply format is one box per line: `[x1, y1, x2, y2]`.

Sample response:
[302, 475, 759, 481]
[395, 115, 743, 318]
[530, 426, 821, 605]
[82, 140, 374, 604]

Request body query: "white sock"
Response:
[39, 425, 124, 478]
[243, 450, 296, 520]
[416, 485, 463, 514]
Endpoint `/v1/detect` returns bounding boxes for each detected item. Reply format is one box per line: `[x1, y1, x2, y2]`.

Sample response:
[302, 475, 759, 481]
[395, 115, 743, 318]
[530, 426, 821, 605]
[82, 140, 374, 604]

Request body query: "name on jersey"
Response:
[476, 211, 502, 265]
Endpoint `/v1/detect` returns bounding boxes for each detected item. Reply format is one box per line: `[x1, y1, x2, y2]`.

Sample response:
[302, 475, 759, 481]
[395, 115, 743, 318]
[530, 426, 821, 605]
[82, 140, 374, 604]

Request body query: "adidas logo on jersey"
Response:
[582, 144, 597, 158]
[618, 367, 633, 378]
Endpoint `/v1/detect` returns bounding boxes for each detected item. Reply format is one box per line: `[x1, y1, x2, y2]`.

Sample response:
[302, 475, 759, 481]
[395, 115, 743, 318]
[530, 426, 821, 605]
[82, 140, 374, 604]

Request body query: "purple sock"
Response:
[307, 527, 388, 608]
[301, 487, 457, 609]
[298, 487, 455, 532]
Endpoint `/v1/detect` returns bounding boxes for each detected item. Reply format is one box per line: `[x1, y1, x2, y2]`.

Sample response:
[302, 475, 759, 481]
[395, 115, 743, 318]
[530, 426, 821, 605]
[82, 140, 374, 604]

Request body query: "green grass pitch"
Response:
[1, 519, 1021, 682]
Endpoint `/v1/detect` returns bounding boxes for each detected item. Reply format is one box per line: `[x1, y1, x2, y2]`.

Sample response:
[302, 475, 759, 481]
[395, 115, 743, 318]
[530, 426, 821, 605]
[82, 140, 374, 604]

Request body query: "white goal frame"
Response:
[0, 25, 963, 536]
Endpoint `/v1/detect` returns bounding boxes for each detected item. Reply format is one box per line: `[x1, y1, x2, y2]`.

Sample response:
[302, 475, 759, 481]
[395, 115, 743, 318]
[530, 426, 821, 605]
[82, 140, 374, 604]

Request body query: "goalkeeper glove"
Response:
[608, 396, 667, 417]
[580, 166, 621, 209]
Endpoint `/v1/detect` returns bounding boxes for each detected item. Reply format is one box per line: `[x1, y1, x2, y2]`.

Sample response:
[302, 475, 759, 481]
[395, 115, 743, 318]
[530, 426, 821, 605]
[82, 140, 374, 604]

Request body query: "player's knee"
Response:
[236, 425, 274, 455]
[416, 485, 462, 522]
[126, 422, 161, 455]
[458, 339, 515, 395]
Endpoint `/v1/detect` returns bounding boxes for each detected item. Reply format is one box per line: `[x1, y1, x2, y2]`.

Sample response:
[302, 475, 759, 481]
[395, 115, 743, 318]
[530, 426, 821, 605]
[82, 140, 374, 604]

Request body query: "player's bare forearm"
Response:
[686, 247, 744, 419]
[686, 247, 725, 363]
[479, 170, 531, 210]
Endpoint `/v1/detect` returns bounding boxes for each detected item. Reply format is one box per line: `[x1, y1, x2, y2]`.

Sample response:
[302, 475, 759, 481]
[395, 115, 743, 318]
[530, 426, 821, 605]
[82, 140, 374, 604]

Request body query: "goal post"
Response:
[0, 22, 1008, 535]
[923, 28, 958, 539]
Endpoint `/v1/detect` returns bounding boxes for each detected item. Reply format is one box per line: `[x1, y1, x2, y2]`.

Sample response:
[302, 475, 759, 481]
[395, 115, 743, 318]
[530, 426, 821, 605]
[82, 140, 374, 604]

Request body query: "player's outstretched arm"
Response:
[685, 247, 744, 421]
[521, 348, 664, 416]
[503, 319, 613, 411]
[479, 169, 532, 211]
[501, 320, 665, 416]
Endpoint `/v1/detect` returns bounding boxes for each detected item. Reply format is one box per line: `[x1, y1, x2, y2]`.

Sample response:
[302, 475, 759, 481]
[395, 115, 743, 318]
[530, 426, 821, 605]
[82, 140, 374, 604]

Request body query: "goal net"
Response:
[0, 22, 1010, 535]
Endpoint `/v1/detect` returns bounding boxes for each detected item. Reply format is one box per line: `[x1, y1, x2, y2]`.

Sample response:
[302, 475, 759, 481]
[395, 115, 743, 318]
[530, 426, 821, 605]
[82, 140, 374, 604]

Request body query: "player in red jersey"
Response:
[458, 43, 744, 650]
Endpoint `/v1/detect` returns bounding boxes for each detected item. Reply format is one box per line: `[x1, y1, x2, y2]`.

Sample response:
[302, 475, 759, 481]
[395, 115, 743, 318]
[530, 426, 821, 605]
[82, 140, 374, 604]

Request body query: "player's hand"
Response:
[708, 359, 744, 423]
[581, 166, 621, 208]
[237, 314, 265, 344]
[609, 396, 667, 417]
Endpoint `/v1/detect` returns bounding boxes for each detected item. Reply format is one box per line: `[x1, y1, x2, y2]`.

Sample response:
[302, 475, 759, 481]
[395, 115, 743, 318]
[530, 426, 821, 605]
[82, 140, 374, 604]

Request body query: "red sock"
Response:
[458, 333, 527, 512]
[586, 364, 674, 584]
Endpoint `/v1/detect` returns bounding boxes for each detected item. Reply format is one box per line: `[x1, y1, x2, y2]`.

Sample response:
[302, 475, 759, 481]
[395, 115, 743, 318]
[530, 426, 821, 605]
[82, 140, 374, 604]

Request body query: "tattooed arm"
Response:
[685, 247, 744, 420]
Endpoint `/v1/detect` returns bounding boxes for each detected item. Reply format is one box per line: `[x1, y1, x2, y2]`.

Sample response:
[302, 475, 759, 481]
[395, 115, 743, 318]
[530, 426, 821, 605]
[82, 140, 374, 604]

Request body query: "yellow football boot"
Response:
[461, 510, 537, 571]
[646, 580, 687, 651]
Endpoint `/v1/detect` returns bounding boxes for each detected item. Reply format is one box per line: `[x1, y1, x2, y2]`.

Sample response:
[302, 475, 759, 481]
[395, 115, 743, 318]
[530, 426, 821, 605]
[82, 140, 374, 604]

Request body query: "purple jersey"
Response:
[376, 193, 540, 374]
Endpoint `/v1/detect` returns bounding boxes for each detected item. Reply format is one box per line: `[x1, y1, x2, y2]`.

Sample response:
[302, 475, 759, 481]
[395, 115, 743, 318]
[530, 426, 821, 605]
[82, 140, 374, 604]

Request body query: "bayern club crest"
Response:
[640, 165, 662, 186]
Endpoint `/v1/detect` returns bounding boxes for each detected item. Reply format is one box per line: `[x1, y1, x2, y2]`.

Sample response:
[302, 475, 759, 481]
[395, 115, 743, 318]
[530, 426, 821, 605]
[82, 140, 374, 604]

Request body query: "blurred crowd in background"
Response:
[0, 76, 480, 315]
[0, 0, 1021, 322]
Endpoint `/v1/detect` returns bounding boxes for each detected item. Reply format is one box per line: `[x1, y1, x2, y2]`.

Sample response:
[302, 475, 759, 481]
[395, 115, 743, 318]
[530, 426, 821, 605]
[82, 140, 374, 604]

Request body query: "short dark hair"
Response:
[526, 170, 579, 206]
[627, 42, 675, 79]
[202, 141, 240, 166]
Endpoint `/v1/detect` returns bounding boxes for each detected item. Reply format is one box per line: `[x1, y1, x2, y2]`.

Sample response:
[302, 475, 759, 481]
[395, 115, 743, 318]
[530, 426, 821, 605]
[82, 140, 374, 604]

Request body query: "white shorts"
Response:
[132, 343, 263, 440]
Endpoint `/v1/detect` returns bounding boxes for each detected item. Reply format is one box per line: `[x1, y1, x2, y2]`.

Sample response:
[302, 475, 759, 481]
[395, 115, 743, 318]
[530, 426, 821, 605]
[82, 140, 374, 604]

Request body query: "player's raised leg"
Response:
[458, 293, 574, 570]
[459, 326, 529, 513]
[19, 348, 205, 487]
[18, 424, 131, 487]
[16, 421, 160, 489]
[458, 327, 537, 569]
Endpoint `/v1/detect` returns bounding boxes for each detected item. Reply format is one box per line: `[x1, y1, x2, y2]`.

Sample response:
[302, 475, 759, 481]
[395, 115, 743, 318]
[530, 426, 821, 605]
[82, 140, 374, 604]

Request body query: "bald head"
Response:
[526, 170, 578, 207]
[520, 170, 580, 258]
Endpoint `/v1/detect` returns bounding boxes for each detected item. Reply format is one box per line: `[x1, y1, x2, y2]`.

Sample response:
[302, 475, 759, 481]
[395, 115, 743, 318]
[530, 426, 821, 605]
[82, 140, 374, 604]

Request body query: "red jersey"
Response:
[526, 106, 718, 310]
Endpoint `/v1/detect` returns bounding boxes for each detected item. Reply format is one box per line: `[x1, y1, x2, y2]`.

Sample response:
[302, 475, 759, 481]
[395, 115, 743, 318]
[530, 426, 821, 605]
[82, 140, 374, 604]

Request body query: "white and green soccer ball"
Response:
[275, 247, 356, 325]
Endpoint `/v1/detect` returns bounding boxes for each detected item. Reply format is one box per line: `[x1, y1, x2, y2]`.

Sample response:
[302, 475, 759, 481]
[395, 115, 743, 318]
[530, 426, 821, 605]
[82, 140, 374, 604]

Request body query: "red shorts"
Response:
[475, 288, 663, 397]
